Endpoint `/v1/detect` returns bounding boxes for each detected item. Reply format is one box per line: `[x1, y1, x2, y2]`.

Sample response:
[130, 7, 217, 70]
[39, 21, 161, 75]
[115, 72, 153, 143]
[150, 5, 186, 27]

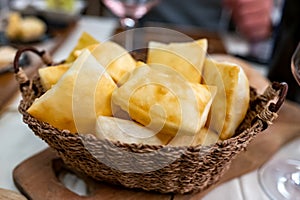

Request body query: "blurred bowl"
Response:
[0, 45, 30, 74]
[10, 0, 86, 27]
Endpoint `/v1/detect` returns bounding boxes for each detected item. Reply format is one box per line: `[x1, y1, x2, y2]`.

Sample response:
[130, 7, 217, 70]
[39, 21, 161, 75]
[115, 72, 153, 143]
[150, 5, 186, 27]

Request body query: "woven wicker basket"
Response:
[13, 47, 288, 194]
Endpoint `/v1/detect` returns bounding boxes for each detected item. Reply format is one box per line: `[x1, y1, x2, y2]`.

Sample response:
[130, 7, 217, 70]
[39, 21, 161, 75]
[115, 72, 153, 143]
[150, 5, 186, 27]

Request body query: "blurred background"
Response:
[1, 0, 300, 102]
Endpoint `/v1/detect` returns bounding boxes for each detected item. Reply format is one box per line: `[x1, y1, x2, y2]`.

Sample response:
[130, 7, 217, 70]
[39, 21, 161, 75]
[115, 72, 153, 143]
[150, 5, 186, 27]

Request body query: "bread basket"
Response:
[13, 47, 288, 194]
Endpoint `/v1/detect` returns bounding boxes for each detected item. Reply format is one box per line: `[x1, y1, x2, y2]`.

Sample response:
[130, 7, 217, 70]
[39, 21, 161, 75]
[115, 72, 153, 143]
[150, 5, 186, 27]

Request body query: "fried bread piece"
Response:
[112, 64, 216, 136]
[147, 39, 207, 83]
[202, 58, 250, 140]
[96, 116, 172, 145]
[28, 50, 116, 134]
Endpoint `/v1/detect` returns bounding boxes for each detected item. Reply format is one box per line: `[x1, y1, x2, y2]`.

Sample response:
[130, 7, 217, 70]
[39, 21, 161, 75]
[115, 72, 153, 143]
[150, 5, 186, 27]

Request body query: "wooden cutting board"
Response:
[12, 55, 300, 199]
[0, 188, 26, 200]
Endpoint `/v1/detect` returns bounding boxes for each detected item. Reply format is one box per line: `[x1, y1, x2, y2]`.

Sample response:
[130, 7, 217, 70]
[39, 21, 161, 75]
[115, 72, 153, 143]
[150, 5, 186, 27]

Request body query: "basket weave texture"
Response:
[16, 73, 286, 194]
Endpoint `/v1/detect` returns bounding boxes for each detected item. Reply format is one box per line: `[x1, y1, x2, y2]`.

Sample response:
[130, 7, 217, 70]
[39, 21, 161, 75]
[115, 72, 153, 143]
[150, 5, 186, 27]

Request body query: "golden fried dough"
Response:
[91, 41, 136, 83]
[147, 39, 207, 83]
[96, 116, 172, 145]
[202, 58, 250, 140]
[28, 50, 116, 134]
[112, 64, 216, 136]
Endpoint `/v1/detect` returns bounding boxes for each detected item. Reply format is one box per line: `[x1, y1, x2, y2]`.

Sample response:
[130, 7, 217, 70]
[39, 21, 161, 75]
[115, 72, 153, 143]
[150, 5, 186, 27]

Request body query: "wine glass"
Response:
[258, 42, 300, 200]
[101, 0, 160, 30]
[101, 0, 160, 50]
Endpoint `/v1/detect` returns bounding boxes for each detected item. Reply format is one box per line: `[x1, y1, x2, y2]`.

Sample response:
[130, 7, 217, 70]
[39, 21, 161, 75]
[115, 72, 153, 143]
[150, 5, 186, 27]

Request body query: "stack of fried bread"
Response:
[27, 32, 250, 146]
[6, 12, 47, 42]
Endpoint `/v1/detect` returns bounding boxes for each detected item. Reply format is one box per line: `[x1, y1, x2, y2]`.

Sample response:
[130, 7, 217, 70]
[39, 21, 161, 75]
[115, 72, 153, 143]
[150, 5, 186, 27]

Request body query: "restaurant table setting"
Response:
[0, 13, 300, 200]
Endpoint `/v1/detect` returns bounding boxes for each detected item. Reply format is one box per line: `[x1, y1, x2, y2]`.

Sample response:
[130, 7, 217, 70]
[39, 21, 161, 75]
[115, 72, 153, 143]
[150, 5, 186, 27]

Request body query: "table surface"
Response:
[0, 15, 299, 200]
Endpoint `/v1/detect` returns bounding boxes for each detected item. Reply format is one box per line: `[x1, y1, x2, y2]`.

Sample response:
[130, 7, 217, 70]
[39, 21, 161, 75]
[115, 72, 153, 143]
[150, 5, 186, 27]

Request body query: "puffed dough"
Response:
[6, 12, 46, 42]
[147, 39, 207, 83]
[96, 116, 173, 145]
[28, 50, 116, 134]
[112, 64, 216, 136]
[202, 58, 250, 140]
[91, 41, 136, 83]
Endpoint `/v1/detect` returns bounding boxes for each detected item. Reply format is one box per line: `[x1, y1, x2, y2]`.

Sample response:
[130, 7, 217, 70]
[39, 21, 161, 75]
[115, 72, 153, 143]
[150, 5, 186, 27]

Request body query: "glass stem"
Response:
[119, 17, 136, 51]
[291, 171, 300, 186]
[120, 17, 137, 30]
